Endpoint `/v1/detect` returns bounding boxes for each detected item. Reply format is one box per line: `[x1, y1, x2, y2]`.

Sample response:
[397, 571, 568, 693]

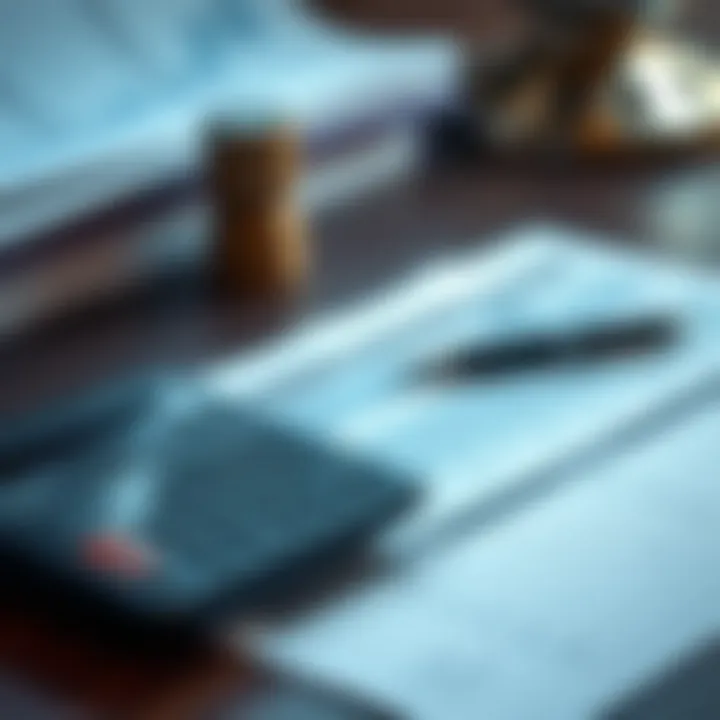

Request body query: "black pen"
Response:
[420, 314, 678, 383]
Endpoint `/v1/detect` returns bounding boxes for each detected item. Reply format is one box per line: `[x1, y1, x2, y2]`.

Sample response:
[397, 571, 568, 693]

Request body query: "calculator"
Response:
[0, 374, 417, 637]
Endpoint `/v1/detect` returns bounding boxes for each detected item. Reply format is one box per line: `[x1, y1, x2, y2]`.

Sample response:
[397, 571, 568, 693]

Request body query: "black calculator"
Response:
[0, 374, 417, 637]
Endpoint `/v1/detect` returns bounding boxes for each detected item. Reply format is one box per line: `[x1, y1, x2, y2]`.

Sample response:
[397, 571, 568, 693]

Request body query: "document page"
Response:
[212, 226, 720, 548]
[254, 398, 720, 719]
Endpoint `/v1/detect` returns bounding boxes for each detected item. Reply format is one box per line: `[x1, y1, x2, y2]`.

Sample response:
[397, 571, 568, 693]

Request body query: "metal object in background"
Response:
[208, 118, 310, 300]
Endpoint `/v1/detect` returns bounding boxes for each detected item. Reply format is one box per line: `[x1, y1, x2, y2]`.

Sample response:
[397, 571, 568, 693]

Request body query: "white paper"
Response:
[207, 226, 720, 718]
[254, 399, 720, 719]
[211, 226, 720, 551]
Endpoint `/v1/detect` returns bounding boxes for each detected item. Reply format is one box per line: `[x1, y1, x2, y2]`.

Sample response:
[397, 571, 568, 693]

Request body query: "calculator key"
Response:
[82, 533, 158, 579]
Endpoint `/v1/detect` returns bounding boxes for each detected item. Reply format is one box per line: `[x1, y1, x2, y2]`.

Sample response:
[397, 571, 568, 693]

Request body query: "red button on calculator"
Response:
[82, 534, 157, 579]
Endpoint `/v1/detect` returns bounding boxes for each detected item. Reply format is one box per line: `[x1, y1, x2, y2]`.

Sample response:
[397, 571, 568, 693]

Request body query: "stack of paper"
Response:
[0, 0, 459, 245]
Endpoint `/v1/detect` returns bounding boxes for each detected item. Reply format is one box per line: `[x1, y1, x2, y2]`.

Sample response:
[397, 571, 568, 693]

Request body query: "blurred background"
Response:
[0, 1, 719, 718]
[0, 0, 717, 404]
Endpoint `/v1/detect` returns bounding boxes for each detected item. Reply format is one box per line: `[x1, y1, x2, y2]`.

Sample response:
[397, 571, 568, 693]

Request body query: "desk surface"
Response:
[0, 151, 718, 716]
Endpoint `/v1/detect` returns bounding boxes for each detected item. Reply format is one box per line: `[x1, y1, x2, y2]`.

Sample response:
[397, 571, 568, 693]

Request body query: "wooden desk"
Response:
[0, 153, 718, 717]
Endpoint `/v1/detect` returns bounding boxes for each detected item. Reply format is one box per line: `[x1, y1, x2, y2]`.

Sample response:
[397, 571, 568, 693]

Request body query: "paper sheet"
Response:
[206, 226, 720, 718]
[254, 399, 720, 719]
[211, 226, 720, 551]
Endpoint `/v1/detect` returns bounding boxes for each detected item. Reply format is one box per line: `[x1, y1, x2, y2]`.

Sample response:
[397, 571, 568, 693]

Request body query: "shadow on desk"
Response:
[605, 639, 720, 720]
[0, 595, 254, 719]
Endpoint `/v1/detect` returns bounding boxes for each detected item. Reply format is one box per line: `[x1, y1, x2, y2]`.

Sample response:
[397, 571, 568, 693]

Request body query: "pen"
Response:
[420, 314, 678, 383]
